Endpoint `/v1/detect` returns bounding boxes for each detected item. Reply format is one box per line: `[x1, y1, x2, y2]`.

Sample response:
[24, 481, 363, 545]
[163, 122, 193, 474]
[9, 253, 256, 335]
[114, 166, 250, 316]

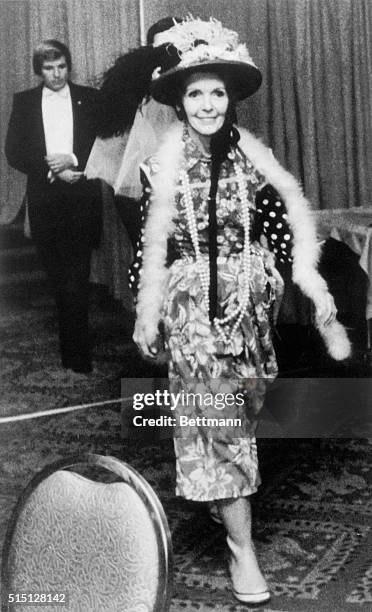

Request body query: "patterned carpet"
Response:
[0, 231, 151, 417]
[0, 413, 371, 611]
[0, 228, 371, 610]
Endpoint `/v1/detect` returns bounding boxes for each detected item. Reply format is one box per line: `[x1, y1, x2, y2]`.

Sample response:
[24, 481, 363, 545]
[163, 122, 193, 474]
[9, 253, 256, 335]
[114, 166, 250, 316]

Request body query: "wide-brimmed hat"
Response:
[150, 17, 262, 105]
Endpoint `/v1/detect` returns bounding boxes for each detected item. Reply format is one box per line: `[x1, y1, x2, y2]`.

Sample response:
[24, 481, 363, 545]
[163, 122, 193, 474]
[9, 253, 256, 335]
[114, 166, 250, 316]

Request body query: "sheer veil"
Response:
[86, 98, 176, 200]
[86, 17, 181, 307]
[113, 98, 176, 198]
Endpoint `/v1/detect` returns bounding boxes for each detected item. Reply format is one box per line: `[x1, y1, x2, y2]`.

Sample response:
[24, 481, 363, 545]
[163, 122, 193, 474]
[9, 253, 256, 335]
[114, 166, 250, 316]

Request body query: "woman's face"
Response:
[181, 72, 229, 139]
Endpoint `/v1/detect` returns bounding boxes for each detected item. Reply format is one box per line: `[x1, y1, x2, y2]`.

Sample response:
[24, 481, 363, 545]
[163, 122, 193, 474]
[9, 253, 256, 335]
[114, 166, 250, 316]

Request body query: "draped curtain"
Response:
[0, 0, 371, 223]
[147, 0, 372, 210]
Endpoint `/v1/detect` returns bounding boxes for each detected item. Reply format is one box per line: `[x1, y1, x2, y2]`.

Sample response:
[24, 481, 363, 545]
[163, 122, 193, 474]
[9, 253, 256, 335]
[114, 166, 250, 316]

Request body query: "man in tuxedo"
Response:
[6, 40, 102, 374]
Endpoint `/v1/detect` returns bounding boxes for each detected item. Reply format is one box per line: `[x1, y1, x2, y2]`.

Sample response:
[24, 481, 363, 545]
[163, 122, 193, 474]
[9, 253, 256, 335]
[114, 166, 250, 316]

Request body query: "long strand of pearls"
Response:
[180, 160, 251, 345]
[180, 168, 210, 299]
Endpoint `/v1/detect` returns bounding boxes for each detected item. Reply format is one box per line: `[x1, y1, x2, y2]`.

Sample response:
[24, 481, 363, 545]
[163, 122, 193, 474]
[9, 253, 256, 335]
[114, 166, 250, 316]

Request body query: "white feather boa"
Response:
[135, 123, 351, 361]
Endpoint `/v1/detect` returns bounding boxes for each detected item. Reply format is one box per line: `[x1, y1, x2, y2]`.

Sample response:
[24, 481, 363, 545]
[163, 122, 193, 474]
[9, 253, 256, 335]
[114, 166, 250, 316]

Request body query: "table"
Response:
[314, 208, 372, 318]
[314, 207, 372, 352]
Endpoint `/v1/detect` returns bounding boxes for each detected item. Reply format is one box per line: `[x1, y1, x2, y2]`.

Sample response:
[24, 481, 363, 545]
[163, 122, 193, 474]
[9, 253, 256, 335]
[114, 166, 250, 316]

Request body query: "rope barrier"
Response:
[0, 396, 132, 424]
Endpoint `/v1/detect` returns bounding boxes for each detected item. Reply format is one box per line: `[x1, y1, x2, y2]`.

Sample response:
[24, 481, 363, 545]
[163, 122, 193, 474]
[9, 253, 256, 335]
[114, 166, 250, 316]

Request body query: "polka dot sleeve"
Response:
[128, 169, 151, 298]
[255, 183, 293, 263]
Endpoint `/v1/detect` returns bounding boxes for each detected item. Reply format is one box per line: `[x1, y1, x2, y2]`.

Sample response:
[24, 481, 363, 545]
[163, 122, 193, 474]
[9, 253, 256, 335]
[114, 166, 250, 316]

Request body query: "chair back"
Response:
[1, 454, 172, 611]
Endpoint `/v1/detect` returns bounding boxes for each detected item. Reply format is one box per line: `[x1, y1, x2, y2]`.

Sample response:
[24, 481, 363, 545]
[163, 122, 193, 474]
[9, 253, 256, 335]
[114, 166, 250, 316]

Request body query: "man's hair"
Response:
[33, 40, 72, 75]
[146, 16, 182, 45]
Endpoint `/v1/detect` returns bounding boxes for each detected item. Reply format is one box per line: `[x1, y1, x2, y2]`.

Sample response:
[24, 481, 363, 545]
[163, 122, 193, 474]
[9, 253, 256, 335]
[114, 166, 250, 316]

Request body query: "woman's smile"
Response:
[182, 72, 229, 144]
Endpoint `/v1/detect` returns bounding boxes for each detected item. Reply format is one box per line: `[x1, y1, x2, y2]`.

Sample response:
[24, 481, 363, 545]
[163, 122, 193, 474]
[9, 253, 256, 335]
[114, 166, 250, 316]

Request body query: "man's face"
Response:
[40, 56, 69, 91]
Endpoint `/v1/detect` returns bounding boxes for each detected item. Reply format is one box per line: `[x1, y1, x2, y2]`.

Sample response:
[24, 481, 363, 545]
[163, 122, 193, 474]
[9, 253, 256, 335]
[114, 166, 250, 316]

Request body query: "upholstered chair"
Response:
[1, 454, 172, 611]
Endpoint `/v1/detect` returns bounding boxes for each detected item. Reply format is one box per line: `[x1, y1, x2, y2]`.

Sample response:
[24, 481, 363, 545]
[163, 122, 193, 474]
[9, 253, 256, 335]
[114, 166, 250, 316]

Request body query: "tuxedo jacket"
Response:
[5, 81, 99, 205]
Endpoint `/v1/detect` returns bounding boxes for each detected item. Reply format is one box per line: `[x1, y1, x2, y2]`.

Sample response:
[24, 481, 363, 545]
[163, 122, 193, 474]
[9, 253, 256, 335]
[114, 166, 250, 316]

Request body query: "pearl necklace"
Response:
[180, 159, 251, 345]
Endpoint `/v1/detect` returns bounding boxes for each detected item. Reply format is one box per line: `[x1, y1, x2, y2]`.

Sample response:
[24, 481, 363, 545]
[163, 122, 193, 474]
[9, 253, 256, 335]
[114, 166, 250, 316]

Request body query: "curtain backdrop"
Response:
[1, 0, 371, 223]
[145, 0, 372, 210]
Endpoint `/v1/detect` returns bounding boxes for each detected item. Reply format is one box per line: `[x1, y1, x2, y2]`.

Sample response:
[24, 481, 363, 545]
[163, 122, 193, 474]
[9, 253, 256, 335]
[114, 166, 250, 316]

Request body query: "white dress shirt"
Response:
[42, 84, 78, 177]
[42, 84, 74, 154]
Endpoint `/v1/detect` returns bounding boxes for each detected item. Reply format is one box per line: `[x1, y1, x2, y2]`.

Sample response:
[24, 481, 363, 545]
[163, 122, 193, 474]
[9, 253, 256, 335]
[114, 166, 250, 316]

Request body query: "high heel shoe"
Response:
[227, 536, 271, 606]
[231, 587, 271, 606]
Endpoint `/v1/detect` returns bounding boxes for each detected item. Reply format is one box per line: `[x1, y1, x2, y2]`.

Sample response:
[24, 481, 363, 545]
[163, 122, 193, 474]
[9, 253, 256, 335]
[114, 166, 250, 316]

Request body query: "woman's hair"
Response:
[210, 107, 240, 159]
[97, 17, 182, 139]
[33, 40, 72, 75]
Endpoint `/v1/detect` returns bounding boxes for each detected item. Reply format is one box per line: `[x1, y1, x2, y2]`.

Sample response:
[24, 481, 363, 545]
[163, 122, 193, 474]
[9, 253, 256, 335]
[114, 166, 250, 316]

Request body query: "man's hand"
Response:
[45, 153, 76, 174]
[57, 169, 83, 184]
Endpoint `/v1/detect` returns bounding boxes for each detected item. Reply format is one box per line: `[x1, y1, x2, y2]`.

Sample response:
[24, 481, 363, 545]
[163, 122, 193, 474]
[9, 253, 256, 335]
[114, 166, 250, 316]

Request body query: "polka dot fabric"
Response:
[255, 183, 293, 264]
[128, 171, 151, 296]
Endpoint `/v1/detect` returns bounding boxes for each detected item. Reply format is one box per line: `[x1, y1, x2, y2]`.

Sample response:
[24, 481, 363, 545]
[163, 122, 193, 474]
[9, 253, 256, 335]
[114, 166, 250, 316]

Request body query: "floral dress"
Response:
[136, 131, 293, 502]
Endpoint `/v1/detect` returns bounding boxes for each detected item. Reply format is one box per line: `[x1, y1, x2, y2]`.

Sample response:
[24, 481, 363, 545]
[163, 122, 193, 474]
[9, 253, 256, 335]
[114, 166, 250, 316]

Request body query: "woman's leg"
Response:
[217, 496, 269, 597]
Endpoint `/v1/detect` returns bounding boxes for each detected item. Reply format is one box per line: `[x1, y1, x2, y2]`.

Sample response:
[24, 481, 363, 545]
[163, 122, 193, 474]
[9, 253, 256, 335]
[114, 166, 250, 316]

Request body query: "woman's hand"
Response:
[133, 323, 160, 359]
[269, 266, 285, 325]
[263, 252, 285, 326]
[315, 291, 337, 326]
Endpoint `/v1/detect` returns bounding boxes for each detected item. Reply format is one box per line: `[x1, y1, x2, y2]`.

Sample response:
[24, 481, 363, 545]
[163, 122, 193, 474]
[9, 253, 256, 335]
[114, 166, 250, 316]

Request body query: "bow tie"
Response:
[43, 86, 70, 99]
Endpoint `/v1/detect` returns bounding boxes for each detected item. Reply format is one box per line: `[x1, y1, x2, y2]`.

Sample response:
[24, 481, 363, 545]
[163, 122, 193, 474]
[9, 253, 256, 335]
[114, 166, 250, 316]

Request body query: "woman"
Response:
[86, 17, 180, 200]
[86, 18, 181, 304]
[133, 17, 351, 605]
